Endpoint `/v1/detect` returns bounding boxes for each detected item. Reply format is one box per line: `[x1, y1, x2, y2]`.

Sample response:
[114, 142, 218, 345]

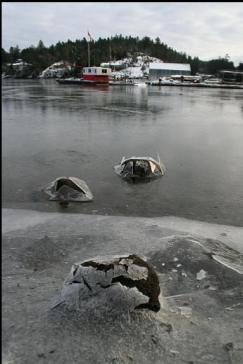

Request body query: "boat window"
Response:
[88, 68, 92, 73]
[102, 69, 107, 73]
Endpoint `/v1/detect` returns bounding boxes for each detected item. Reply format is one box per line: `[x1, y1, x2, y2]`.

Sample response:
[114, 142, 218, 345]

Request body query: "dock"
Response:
[148, 81, 243, 89]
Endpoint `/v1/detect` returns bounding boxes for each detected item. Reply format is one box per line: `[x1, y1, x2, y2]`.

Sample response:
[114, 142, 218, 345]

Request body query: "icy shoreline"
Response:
[3, 208, 243, 252]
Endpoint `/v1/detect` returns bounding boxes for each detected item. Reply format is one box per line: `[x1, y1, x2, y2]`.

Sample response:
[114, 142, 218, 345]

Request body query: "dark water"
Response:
[2, 79, 243, 226]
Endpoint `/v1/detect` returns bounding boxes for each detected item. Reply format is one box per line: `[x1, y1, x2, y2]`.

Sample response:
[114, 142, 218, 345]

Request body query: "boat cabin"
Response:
[83, 67, 112, 84]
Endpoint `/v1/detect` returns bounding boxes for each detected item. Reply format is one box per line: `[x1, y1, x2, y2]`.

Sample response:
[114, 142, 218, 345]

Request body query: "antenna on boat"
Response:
[87, 31, 92, 67]
[87, 41, 90, 67]
[109, 39, 112, 61]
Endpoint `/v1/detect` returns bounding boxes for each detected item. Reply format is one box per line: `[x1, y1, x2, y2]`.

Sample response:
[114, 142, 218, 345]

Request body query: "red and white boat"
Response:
[83, 67, 112, 83]
[57, 66, 112, 85]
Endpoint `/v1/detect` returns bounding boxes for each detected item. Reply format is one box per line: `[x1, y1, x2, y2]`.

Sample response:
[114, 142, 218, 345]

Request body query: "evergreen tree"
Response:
[206, 58, 235, 75]
[2, 35, 240, 76]
[9, 45, 20, 62]
[237, 63, 243, 71]
[37, 40, 45, 49]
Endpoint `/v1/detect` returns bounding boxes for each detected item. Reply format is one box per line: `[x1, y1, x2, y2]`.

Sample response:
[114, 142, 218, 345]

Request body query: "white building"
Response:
[100, 60, 126, 71]
[8, 59, 32, 71]
[101, 56, 163, 70]
[149, 62, 191, 80]
[39, 61, 72, 78]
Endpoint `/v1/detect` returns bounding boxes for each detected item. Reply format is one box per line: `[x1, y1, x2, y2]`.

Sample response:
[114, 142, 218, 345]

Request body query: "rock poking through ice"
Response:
[178, 306, 192, 318]
[43, 176, 93, 203]
[196, 269, 207, 280]
[52, 254, 161, 312]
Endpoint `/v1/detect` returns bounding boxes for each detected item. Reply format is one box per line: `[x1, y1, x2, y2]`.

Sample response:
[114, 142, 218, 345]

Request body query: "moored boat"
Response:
[56, 66, 112, 85]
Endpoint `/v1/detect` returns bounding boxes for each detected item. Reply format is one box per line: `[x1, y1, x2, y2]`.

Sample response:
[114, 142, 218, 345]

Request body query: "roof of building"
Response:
[149, 62, 191, 71]
[12, 61, 31, 66]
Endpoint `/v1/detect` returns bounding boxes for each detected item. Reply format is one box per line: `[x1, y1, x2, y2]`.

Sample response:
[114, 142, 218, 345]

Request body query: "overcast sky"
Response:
[2, 2, 243, 65]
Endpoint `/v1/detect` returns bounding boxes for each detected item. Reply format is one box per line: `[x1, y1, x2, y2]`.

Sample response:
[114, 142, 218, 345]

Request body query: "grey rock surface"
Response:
[54, 254, 161, 312]
[2, 209, 243, 364]
[43, 176, 93, 203]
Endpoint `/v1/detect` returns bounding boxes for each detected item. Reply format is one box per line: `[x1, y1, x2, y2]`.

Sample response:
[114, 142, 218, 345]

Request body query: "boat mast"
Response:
[88, 41, 90, 67]
[109, 39, 112, 61]
[87, 31, 92, 67]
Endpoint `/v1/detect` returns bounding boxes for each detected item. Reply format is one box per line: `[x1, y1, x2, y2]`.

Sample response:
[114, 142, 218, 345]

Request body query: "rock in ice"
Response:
[43, 176, 93, 203]
[53, 254, 161, 312]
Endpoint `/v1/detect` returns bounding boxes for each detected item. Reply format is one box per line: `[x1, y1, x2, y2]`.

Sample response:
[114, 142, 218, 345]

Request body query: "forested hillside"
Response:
[2, 35, 241, 76]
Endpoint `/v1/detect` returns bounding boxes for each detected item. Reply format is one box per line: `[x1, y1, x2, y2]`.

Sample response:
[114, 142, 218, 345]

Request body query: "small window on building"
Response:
[102, 69, 107, 73]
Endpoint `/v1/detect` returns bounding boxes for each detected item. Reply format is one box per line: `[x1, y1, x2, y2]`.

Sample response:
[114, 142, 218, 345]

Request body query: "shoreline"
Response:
[147, 82, 243, 89]
[3, 78, 243, 89]
[3, 208, 243, 252]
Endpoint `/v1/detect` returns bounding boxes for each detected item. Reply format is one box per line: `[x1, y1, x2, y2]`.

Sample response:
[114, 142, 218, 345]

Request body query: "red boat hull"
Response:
[83, 74, 110, 84]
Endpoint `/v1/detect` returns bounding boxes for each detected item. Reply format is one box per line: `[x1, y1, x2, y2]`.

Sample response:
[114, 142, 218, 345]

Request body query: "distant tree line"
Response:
[2, 35, 243, 77]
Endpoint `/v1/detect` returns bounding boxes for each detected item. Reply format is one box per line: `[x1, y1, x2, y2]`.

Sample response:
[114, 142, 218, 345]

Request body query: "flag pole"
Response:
[88, 40, 90, 67]
[87, 31, 92, 67]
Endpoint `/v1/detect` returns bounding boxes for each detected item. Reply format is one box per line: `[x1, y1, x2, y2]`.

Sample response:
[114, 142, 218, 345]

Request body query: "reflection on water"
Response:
[2, 79, 243, 226]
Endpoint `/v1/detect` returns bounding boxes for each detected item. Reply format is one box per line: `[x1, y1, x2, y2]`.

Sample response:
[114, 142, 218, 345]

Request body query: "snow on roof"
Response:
[12, 61, 31, 66]
[149, 63, 191, 71]
[100, 59, 131, 67]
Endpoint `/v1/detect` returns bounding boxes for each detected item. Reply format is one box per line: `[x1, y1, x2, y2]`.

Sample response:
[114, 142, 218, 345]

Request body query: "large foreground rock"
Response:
[2, 209, 243, 364]
[54, 254, 161, 312]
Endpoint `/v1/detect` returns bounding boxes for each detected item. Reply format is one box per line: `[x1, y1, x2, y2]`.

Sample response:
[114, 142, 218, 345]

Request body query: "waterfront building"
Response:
[149, 62, 191, 80]
[218, 70, 243, 84]
[7, 59, 32, 71]
[39, 61, 72, 78]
